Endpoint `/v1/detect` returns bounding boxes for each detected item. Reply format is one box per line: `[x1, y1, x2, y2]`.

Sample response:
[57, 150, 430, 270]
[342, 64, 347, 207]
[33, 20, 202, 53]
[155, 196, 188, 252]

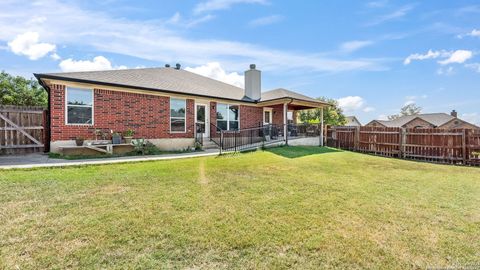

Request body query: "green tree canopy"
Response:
[0, 71, 47, 107]
[298, 97, 347, 126]
[388, 103, 422, 120]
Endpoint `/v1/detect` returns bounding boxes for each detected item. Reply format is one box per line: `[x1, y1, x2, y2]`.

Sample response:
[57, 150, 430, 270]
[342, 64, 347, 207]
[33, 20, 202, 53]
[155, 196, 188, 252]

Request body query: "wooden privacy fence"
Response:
[0, 105, 47, 155]
[327, 126, 480, 166]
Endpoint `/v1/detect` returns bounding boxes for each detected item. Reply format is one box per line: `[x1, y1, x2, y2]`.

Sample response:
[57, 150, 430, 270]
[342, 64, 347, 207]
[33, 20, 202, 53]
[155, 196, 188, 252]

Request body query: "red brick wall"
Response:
[50, 84, 194, 141]
[240, 105, 263, 128]
[271, 104, 284, 126]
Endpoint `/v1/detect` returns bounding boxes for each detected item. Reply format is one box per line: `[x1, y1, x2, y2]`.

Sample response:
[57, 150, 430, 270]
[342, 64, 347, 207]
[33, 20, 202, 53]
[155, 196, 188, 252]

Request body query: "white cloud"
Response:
[457, 29, 480, 38]
[50, 53, 61, 61]
[377, 114, 388, 120]
[340, 40, 374, 53]
[438, 50, 473, 65]
[249, 15, 283, 27]
[437, 66, 454, 76]
[404, 49, 473, 66]
[167, 12, 215, 28]
[337, 96, 365, 112]
[185, 62, 244, 87]
[366, 0, 388, 8]
[465, 63, 480, 73]
[7, 32, 56, 60]
[59, 56, 125, 72]
[365, 4, 414, 26]
[404, 94, 427, 105]
[461, 113, 480, 126]
[403, 50, 448, 65]
[0, 0, 384, 74]
[194, 0, 268, 14]
[363, 106, 375, 112]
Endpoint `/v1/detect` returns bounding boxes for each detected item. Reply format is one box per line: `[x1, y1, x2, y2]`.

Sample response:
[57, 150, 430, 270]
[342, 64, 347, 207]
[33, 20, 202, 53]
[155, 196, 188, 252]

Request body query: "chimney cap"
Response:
[249, 64, 256, 70]
[175, 63, 181, 70]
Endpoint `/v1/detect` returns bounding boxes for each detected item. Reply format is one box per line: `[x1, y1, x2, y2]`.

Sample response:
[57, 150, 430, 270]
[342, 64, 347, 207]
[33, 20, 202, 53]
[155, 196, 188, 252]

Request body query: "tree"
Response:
[388, 103, 422, 120]
[0, 71, 47, 107]
[298, 97, 347, 126]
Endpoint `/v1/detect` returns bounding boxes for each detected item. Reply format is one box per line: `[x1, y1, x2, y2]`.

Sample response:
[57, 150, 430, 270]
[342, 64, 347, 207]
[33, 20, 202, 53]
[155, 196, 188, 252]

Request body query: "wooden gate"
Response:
[0, 105, 46, 155]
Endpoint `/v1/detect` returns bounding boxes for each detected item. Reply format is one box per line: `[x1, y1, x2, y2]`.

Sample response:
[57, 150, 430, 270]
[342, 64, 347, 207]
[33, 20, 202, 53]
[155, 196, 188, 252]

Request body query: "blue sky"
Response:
[1, 0, 479, 125]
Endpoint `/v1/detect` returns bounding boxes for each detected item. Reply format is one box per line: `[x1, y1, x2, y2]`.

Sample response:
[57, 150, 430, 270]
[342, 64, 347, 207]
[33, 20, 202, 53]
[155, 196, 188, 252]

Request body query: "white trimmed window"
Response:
[170, 98, 186, 132]
[216, 103, 239, 131]
[66, 87, 93, 125]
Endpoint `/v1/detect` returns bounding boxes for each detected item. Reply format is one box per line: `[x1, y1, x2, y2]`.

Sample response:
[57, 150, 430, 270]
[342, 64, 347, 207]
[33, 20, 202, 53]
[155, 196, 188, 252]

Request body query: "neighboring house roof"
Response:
[345, 116, 362, 126]
[369, 113, 478, 128]
[34, 67, 327, 106]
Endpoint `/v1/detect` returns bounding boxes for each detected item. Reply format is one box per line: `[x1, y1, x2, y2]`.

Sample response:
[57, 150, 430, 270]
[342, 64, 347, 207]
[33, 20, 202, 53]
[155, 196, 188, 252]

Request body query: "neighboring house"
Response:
[35, 64, 329, 152]
[345, 116, 362, 127]
[366, 111, 479, 129]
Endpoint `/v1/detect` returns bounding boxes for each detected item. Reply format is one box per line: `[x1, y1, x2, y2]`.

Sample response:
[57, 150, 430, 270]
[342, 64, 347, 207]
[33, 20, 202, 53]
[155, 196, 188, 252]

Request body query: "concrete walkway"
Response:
[0, 149, 220, 170]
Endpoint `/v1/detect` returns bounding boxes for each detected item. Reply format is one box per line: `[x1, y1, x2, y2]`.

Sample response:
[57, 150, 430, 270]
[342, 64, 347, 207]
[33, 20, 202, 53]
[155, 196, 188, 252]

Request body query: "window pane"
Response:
[170, 98, 186, 117]
[216, 103, 228, 120]
[229, 105, 239, 121]
[264, 111, 270, 123]
[229, 121, 238, 131]
[196, 105, 205, 123]
[171, 118, 185, 132]
[67, 88, 92, 105]
[67, 106, 92, 124]
[217, 120, 227, 131]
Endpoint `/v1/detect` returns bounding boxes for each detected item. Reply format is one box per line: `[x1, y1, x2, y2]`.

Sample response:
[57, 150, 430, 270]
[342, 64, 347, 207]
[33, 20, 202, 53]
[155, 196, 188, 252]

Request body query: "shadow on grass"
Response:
[266, 146, 341, 159]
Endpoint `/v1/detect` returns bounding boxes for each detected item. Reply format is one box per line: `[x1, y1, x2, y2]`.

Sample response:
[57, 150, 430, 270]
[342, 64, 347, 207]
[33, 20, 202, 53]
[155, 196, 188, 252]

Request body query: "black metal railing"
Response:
[195, 123, 204, 146]
[287, 123, 321, 138]
[211, 123, 286, 153]
[210, 122, 323, 153]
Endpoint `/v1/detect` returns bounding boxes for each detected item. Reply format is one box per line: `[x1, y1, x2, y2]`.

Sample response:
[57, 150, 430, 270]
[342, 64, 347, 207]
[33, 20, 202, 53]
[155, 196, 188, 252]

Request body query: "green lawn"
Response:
[1, 146, 479, 269]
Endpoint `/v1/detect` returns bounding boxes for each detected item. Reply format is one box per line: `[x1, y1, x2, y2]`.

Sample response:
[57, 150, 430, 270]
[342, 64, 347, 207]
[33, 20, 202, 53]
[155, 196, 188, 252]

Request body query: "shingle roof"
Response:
[260, 88, 324, 104]
[374, 113, 456, 127]
[35, 68, 324, 105]
[345, 116, 362, 126]
[36, 67, 251, 101]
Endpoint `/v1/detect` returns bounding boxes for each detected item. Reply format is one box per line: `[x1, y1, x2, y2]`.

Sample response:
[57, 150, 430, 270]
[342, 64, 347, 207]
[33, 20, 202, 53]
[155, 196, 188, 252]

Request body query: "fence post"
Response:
[400, 128, 406, 159]
[234, 131, 237, 152]
[462, 129, 467, 165]
[220, 130, 223, 155]
[354, 126, 360, 151]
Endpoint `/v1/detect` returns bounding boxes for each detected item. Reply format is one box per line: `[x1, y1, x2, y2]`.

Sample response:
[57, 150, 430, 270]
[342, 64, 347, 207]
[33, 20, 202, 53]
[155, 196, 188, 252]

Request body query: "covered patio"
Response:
[258, 88, 331, 146]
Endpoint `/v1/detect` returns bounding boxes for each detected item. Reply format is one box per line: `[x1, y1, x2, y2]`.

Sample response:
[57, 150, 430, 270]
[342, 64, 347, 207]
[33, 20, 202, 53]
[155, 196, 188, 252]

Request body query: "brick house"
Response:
[35, 64, 329, 152]
[366, 111, 478, 129]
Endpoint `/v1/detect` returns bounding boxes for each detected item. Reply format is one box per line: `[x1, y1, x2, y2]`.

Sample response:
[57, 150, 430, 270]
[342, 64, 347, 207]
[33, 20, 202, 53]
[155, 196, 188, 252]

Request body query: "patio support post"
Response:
[320, 107, 324, 146]
[283, 102, 288, 145]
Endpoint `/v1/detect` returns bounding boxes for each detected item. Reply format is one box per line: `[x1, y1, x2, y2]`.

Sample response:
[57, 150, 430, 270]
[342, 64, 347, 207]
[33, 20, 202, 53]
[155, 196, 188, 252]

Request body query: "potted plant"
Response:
[112, 132, 122, 144]
[75, 137, 85, 146]
[123, 129, 135, 144]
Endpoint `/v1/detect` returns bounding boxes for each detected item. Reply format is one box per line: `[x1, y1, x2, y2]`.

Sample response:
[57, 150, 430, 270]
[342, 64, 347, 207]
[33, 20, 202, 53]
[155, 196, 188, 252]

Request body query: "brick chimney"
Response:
[451, 110, 458, 118]
[244, 64, 261, 101]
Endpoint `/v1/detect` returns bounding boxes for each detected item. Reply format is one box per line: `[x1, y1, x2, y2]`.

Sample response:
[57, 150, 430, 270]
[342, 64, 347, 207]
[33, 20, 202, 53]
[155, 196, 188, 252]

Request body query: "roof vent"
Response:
[175, 63, 181, 70]
[165, 64, 170, 68]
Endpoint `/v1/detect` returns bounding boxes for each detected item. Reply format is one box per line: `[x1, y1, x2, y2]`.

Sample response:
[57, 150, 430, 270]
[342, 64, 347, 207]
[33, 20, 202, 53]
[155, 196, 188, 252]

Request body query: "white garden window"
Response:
[216, 103, 239, 131]
[170, 98, 186, 132]
[66, 87, 93, 125]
